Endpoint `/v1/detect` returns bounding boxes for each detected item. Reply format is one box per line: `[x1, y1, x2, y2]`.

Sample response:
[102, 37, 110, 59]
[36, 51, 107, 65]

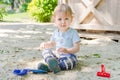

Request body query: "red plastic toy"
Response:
[97, 64, 110, 78]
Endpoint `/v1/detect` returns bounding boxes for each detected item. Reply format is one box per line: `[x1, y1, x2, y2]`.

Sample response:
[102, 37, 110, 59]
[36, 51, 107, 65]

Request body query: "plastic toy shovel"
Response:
[13, 69, 47, 76]
[97, 64, 110, 78]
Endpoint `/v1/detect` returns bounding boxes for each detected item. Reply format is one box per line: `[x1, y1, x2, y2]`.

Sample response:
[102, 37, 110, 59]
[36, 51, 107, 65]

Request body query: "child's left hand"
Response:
[57, 48, 68, 53]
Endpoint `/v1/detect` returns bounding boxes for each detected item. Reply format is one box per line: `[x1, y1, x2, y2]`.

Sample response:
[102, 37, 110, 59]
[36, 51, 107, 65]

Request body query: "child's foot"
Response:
[37, 63, 50, 72]
[47, 58, 61, 74]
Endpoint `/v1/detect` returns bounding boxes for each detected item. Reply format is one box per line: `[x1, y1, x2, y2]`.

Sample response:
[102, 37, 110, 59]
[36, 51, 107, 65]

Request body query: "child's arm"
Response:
[40, 41, 55, 50]
[57, 42, 80, 54]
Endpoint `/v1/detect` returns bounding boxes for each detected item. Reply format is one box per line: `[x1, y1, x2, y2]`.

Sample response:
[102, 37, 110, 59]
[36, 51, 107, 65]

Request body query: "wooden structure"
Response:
[58, 0, 120, 32]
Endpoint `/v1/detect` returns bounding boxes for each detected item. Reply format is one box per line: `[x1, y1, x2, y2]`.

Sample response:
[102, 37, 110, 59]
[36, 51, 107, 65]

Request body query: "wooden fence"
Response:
[58, 0, 120, 32]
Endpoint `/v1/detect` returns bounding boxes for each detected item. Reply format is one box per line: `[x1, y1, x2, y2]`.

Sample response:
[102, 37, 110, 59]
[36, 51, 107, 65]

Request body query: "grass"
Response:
[3, 12, 32, 22]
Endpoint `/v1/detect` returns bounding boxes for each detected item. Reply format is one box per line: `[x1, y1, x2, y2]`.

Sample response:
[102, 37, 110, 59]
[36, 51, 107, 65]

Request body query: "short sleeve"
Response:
[72, 30, 80, 43]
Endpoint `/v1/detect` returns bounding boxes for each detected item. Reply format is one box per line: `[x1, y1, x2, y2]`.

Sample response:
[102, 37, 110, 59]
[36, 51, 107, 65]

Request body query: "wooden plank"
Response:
[79, 0, 101, 23]
[80, 0, 97, 23]
[72, 24, 120, 32]
[106, 0, 120, 25]
[58, 0, 68, 4]
[93, 0, 102, 7]
[81, 12, 94, 24]
[91, 8, 113, 25]
[80, 0, 113, 25]
[81, 0, 92, 7]
[81, 0, 113, 25]
[79, 8, 91, 23]
[81, 0, 101, 7]
[78, 32, 120, 41]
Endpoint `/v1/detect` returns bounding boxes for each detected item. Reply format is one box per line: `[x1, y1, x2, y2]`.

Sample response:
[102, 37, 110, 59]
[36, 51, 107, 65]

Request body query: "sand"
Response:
[0, 23, 120, 80]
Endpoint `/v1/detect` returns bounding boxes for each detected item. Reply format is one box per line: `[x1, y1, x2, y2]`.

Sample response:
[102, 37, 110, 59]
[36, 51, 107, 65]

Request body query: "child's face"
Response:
[54, 12, 73, 32]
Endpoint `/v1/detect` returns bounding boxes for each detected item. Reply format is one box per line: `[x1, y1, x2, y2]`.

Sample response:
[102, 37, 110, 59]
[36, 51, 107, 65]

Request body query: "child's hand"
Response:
[57, 48, 68, 53]
[40, 41, 55, 50]
[40, 42, 46, 50]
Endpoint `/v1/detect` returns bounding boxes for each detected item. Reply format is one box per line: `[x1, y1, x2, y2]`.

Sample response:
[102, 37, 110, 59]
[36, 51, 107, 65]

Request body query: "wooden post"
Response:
[58, 0, 69, 4]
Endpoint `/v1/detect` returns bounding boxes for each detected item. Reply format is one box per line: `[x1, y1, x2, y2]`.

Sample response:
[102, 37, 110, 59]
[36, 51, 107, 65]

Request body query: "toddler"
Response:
[38, 4, 80, 74]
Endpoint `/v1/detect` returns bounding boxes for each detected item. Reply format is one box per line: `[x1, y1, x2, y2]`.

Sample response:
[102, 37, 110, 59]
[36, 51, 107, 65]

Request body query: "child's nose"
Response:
[61, 20, 65, 24]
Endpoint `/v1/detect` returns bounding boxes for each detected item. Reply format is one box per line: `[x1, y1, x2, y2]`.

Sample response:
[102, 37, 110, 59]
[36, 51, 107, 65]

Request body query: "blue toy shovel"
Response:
[13, 69, 47, 76]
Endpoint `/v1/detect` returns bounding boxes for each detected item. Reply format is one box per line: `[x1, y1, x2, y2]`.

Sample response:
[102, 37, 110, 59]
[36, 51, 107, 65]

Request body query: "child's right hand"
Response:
[40, 41, 55, 50]
[40, 42, 46, 50]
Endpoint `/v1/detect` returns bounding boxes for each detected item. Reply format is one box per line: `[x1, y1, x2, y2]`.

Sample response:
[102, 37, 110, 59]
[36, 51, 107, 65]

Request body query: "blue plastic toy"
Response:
[13, 69, 47, 76]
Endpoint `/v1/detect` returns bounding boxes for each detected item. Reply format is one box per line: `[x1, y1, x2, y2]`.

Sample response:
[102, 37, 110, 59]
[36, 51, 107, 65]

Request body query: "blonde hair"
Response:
[51, 4, 73, 22]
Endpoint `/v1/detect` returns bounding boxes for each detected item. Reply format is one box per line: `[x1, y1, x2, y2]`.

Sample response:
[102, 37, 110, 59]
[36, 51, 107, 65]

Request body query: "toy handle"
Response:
[101, 64, 105, 72]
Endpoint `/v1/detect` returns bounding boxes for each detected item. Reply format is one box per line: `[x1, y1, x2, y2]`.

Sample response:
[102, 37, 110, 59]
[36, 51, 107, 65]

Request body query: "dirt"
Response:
[0, 22, 120, 80]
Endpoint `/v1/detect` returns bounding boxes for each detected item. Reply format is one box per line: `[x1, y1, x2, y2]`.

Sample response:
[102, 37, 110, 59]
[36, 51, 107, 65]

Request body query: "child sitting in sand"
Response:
[38, 4, 80, 74]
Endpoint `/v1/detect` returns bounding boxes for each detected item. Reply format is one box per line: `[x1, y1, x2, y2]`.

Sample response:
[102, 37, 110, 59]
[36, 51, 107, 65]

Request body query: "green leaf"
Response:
[27, 0, 57, 22]
[92, 54, 101, 58]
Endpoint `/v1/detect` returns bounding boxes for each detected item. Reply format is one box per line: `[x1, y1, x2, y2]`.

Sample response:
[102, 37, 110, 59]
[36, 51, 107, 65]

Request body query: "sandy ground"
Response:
[0, 23, 120, 80]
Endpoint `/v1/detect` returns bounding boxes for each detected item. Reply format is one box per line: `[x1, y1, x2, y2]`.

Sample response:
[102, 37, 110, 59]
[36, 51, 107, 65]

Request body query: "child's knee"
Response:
[58, 54, 77, 70]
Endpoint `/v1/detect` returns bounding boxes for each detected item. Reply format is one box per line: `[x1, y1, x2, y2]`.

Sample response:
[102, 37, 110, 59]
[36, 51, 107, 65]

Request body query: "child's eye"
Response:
[58, 18, 62, 21]
[65, 18, 69, 20]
